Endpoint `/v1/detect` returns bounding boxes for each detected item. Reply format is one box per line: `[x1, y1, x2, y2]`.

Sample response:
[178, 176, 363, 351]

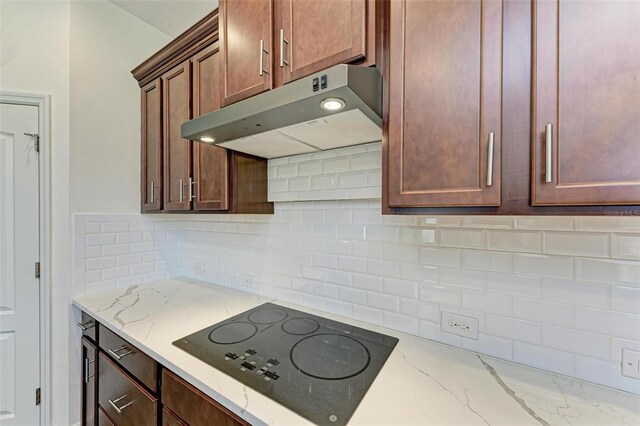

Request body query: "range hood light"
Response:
[200, 136, 215, 143]
[320, 97, 345, 111]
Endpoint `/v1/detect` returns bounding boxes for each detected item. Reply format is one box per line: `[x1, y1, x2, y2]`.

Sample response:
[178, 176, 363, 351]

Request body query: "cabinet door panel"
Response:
[278, 0, 366, 84]
[141, 79, 162, 211]
[162, 61, 192, 211]
[220, 0, 273, 106]
[532, 0, 640, 205]
[192, 43, 229, 210]
[387, 0, 502, 207]
[81, 337, 98, 426]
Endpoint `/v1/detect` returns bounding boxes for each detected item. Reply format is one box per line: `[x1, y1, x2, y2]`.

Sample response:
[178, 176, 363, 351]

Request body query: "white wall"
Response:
[1, 2, 71, 424]
[69, 0, 171, 214]
[68, 2, 170, 423]
[2, 1, 170, 424]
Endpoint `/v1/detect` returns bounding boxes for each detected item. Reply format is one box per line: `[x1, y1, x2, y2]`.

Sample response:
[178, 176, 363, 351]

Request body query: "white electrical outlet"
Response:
[440, 311, 479, 339]
[242, 273, 257, 289]
[194, 263, 205, 275]
[622, 349, 640, 380]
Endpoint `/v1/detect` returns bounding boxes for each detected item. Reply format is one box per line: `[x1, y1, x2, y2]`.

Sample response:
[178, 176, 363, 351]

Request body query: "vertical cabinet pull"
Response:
[84, 358, 95, 384]
[150, 181, 155, 203]
[259, 40, 268, 76]
[179, 178, 184, 202]
[189, 177, 197, 201]
[279, 29, 289, 68]
[545, 123, 553, 183]
[486, 132, 495, 187]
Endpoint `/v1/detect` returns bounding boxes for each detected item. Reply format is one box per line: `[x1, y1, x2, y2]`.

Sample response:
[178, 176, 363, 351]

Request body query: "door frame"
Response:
[0, 91, 52, 426]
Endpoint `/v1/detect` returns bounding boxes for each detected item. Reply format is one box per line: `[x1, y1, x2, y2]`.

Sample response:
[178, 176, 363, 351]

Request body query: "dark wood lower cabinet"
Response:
[81, 317, 247, 426]
[97, 407, 116, 426]
[161, 370, 248, 426]
[98, 353, 158, 426]
[81, 337, 98, 426]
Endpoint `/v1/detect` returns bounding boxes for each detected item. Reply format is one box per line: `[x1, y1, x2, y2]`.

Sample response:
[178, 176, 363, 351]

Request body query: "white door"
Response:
[0, 103, 40, 426]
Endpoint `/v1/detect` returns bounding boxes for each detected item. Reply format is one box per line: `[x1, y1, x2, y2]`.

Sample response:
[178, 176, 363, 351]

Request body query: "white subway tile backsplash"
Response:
[513, 298, 574, 327]
[611, 233, 640, 260]
[488, 230, 542, 253]
[513, 342, 574, 376]
[72, 191, 640, 395]
[544, 232, 609, 257]
[575, 307, 640, 340]
[612, 286, 640, 314]
[576, 257, 640, 284]
[574, 355, 640, 395]
[513, 253, 574, 279]
[541, 278, 610, 309]
[440, 229, 485, 249]
[486, 314, 541, 344]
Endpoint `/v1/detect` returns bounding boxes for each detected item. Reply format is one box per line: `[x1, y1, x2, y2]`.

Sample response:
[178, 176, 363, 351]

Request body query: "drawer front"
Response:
[78, 311, 98, 342]
[161, 369, 248, 426]
[162, 407, 187, 426]
[97, 406, 116, 426]
[99, 324, 157, 392]
[98, 352, 157, 426]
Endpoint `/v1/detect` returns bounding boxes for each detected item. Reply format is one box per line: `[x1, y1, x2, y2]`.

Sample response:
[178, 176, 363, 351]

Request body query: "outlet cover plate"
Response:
[441, 311, 479, 340]
[622, 349, 640, 380]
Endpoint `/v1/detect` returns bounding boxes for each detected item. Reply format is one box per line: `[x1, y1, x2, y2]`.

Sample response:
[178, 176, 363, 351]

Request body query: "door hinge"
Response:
[24, 133, 40, 152]
[35, 262, 40, 278]
[35, 388, 41, 406]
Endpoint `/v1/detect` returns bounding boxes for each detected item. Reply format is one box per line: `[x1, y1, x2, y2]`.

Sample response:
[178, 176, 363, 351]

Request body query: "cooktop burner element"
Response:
[173, 303, 398, 426]
[290, 334, 371, 380]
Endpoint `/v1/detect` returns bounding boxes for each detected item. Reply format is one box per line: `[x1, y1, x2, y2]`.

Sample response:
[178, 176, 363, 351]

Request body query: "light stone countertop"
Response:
[72, 278, 640, 425]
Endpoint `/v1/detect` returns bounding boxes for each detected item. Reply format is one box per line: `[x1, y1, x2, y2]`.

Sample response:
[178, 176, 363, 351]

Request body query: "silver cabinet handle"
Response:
[279, 29, 289, 68]
[108, 394, 134, 414]
[189, 177, 197, 201]
[179, 178, 184, 202]
[486, 132, 495, 187]
[108, 345, 133, 360]
[84, 358, 95, 384]
[259, 39, 269, 76]
[150, 181, 155, 203]
[77, 321, 94, 331]
[545, 123, 553, 183]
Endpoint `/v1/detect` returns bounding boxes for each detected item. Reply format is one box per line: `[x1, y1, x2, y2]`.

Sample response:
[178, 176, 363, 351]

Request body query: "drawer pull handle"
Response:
[108, 394, 134, 414]
[77, 321, 94, 331]
[108, 346, 133, 360]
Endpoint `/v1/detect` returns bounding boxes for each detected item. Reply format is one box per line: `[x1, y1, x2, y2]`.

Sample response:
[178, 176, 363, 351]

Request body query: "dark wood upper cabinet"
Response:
[276, 0, 370, 85]
[386, 0, 502, 207]
[140, 78, 162, 211]
[192, 43, 229, 211]
[220, 0, 273, 106]
[532, 0, 640, 206]
[162, 60, 192, 211]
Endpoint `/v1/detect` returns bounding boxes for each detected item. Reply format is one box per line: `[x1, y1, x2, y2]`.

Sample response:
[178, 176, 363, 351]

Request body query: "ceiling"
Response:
[109, 0, 218, 37]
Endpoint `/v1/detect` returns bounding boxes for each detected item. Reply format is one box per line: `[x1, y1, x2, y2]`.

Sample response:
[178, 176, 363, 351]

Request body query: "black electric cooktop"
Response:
[173, 303, 398, 425]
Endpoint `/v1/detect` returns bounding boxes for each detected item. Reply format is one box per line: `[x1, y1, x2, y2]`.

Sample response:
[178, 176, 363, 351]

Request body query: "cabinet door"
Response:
[387, 0, 502, 207]
[162, 61, 192, 211]
[532, 0, 640, 205]
[81, 337, 98, 426]
[140, 78, 162, 211]
[277, 0, 367, 85]
[220, 0, 273, 106]
[192, 43, 229, 211]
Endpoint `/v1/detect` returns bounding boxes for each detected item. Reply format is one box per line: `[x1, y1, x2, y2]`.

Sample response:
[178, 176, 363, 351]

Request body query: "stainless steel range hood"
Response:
[181, 65, 382, 159]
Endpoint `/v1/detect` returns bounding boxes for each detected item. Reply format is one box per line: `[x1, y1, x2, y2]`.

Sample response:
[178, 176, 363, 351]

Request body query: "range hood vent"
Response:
[181, 65, 382, 159]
